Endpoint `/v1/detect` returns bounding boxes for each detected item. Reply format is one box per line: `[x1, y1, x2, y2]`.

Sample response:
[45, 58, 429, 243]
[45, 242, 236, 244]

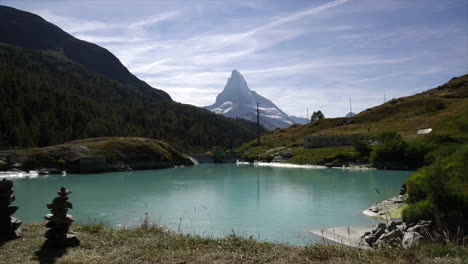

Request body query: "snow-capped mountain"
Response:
[205, 70, 300, 129]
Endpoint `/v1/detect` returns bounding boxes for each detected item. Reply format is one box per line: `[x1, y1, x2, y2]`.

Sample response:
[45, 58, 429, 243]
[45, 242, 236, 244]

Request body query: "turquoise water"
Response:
[8, 164, 412, 245]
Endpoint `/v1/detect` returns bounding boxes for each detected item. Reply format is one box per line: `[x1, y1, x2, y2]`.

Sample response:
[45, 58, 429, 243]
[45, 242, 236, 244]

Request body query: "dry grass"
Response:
[0, 223, 466, 264]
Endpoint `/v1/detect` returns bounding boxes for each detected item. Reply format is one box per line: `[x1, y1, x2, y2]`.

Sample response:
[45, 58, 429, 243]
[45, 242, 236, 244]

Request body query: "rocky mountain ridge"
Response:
[205, 70, 307, 129]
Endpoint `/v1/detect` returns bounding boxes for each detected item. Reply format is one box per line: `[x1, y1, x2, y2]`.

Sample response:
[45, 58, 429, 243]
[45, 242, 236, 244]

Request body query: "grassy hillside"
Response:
[0, 222, 465, 264]
[0, 44, 260, 152]
[239, 74, 468, 164]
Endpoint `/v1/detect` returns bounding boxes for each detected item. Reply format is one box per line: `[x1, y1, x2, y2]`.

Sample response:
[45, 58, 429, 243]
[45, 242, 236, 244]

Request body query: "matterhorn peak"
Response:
[226, 69, 248, 91]
[204, 70, 308, 129]
[231, 69, 242, 77]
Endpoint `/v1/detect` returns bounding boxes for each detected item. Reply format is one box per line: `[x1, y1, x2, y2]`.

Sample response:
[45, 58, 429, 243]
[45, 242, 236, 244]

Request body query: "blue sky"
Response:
[2, 0, 467, 118]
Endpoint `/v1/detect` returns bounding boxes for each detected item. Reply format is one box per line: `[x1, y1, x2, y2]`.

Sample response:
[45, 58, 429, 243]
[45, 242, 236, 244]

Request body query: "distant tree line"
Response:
[0, 44, 258, 152]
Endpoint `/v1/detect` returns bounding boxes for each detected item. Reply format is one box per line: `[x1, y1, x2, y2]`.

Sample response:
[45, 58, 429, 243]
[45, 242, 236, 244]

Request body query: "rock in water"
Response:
[44, 186, 79, 247]
[0, 178, 21, 240]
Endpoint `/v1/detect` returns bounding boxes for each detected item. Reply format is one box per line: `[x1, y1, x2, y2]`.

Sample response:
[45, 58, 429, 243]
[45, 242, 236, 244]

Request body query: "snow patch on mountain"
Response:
[211, 101, 233, 114]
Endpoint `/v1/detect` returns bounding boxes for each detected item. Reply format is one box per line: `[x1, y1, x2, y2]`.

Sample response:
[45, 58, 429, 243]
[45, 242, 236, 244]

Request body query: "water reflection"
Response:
[9, 164, 412, 245]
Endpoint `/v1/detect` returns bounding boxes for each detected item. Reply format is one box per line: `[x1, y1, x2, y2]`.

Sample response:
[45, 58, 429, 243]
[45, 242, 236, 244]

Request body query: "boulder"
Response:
[387, 222, 397, 232]
[402, 231, 423, 248]
[365, 234, 377, 245]
[407, 224, 426, 233]
[271, 156, 284, 162]
[380, 229, 403, 242]
[374, 226, 386, 239]
[373, 223, 386, 230]
[397, 223, 407, 232]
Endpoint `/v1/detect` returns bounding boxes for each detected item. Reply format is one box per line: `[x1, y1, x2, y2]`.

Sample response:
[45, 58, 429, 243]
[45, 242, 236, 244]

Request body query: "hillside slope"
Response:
[0, 5, 170, 100]
[239, 74, 468, 161]
[0, 44, 259, 152]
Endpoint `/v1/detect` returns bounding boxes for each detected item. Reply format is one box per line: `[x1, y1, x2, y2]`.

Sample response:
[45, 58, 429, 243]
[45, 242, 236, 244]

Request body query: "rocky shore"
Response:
[362, 194, 408, 220]
[312, 192, 441, 250]
[358, 219, 433, 249]
[357, 192, 432, 249]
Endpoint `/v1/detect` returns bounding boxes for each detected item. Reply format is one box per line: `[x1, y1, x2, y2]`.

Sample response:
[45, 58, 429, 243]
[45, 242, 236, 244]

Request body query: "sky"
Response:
[1, 0, 467, 118]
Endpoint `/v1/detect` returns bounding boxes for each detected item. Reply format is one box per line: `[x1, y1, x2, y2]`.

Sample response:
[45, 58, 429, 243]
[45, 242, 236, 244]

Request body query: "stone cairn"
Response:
[0, 178, 21, 240]
[44, 186, 79, 247]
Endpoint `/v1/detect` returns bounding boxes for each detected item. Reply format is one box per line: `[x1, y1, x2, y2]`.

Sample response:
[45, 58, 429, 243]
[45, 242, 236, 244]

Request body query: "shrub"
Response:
[405, 140, 431, 168]
[424, 133, 452, 144]
[425, 101, 446, 113]
[261, 154, 274, 162]
[240, 152, 258, 162]
[402, 199, 435, 224]
[424, 144, 458, 165]
[0, 159, 9, 171]
[405, 146, 468, 231]
[370, 131, 408, 163]
[453, 116, 468, 133]
[352, 136, 371, 158]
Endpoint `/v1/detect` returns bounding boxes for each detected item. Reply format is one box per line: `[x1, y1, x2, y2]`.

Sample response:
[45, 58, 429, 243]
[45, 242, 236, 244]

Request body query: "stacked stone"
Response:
[0, 178, 21, 240]
[44, 186, 79, 247]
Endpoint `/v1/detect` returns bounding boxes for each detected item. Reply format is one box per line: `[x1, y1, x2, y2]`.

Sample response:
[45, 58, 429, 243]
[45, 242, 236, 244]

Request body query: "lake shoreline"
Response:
[310, 194, 409, 249]
[238, 160, 375, 170]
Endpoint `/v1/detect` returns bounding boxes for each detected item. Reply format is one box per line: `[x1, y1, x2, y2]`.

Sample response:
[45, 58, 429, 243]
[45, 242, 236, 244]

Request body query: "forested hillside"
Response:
[0, 44, 260, 152]
[0, 5, 170, 100]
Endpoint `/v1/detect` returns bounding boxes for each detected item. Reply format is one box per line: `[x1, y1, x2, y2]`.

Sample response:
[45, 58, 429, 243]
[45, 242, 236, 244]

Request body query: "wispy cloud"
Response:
[8, 0, 464, 118]
[36, 9, 113, 34]
[128, 11, 180, 29]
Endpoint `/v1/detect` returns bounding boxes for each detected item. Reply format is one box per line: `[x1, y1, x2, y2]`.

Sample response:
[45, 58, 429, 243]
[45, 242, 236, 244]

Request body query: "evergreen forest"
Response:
[0, 44, 262, 152]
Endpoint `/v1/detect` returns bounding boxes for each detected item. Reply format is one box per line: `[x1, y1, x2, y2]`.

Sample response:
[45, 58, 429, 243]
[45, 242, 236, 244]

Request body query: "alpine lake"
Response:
[7, 164, 412, 245]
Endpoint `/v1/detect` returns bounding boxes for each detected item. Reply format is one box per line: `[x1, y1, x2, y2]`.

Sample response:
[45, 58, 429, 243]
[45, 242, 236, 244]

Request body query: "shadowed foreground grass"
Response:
[0, 223, 466, 264]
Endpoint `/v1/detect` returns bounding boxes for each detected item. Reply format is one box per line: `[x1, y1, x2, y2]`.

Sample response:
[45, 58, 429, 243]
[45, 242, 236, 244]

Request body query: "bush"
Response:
[370, 131, 438, 169]
[425, 101, 446, 113]
[424, 133, 453, 144]
[424, 144, 458, 165]
[352, 136, 371, 158]
[260, 154, 274, 162]
[370, 131, 408, 163]
[453, 116, 468, 133]
[240, 152, 258, 162]
[405, 141, 431, 168]
[0, 159, 9, 171]
[405, 146, 468, 231]
[402, 199, 435, 224]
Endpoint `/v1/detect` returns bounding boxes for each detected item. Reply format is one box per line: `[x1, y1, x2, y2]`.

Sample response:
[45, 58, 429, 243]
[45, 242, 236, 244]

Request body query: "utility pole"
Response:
[349, 98, 352, 113]
[384, 93, 386, 103]
[307, 108, 309, 123]
[257, 102, 260, 146]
